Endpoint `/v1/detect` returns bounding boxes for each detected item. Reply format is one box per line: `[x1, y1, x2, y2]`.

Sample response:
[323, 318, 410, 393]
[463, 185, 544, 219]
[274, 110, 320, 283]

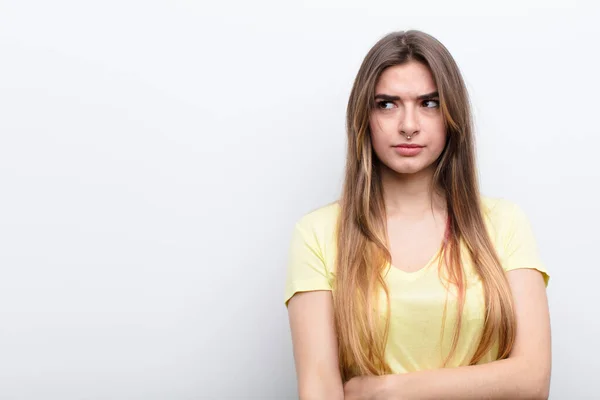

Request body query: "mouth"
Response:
[392, 144, 424, 156]
[393, 144, 424, 148]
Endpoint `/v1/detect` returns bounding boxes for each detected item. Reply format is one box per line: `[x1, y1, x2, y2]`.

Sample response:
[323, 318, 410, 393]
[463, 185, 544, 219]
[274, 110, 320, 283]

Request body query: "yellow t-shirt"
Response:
[283, 196, 549, 373]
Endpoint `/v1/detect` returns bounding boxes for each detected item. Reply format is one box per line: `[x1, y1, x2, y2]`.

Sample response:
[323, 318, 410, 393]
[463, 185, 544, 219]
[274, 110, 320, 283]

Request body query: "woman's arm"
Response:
[345, 268, 551, 400]
[287, 290, 345, 400]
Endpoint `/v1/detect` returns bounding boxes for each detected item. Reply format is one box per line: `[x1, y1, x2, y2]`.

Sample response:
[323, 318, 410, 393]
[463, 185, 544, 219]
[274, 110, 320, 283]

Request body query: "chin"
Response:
[388, 160, 430, 175]
[392, 167, 423, 175]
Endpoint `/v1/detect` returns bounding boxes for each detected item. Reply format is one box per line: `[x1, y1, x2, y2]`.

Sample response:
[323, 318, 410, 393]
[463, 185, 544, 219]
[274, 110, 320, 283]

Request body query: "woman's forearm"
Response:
[383, 357, 549, 400]
[298, 378, 344, 400]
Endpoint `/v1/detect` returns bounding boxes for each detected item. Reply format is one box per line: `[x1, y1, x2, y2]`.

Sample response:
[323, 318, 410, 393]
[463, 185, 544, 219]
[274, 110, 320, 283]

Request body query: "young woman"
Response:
[284, 30, 551, 400]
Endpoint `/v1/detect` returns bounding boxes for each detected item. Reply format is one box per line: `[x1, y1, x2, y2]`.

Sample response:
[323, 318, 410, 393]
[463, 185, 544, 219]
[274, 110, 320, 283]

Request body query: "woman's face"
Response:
[369, 60, 447, 176]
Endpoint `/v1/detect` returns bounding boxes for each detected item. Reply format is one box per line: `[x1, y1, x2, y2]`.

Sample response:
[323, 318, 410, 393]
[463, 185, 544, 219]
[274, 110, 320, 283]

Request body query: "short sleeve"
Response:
[501, 202, 550, 287]
[284, 221, 332, 307]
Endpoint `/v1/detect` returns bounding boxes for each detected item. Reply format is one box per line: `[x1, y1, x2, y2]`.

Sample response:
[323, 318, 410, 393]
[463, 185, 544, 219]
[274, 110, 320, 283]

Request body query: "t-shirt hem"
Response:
[503, 265, 550, 287]
[284, 278, 333, 307]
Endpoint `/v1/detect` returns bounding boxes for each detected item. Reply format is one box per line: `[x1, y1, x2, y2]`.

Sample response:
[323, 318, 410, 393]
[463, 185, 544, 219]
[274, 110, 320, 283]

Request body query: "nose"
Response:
[399, 104, 420, 137]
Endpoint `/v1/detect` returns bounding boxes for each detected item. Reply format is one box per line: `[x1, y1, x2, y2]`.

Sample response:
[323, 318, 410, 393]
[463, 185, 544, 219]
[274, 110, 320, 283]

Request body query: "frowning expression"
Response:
[369, 61, 447, 175]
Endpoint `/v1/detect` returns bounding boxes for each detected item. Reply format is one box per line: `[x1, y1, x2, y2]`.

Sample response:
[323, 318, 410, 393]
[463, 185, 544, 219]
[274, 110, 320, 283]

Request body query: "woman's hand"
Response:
[343, 375, 394, 400]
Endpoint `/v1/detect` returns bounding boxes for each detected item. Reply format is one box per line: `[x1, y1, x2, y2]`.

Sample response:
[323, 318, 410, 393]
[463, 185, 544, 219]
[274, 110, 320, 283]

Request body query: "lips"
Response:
[393, 144, 424, 156]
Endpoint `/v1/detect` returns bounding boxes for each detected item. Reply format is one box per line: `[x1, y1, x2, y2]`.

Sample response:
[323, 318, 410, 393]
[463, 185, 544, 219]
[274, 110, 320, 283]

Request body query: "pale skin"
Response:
[287, 61, 551, 399]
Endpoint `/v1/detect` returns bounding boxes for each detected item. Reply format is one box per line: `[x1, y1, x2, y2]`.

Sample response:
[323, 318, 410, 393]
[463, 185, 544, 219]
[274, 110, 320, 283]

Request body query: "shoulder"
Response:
[291, 201, 341, 269]
[294, 200, 341, 237]
[481, 195, 519, 218]
[480, 195, 549, 284]
[480, 196, 538, 252]
[480, 195, 528, 249]
[480, 195, 526, 231]
[284, 202, 341, 305]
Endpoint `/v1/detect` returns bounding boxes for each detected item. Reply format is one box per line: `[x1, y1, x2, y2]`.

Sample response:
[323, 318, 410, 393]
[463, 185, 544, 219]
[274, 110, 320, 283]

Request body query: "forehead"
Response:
[375, 61, 437, 97]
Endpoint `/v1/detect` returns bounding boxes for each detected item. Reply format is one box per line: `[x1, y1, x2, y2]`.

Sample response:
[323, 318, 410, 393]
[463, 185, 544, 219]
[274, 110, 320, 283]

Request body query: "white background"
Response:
[1, 0, 598, 398]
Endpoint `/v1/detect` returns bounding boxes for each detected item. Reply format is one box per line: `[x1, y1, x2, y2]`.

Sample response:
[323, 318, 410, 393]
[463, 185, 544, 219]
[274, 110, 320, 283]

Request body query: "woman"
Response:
[284, 30, 551, 399]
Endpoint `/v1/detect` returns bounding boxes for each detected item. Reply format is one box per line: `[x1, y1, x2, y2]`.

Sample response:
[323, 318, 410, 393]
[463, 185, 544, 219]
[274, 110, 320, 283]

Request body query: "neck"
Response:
[379, 163, 446, 218]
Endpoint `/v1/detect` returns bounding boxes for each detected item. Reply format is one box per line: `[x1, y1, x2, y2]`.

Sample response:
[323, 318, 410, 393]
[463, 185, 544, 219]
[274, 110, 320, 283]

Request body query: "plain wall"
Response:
[0, 0, 598, 398]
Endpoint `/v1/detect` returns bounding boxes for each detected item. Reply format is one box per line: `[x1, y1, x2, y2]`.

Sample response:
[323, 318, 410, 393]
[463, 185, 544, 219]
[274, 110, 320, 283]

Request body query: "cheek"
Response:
[425, 120, 447, 153]
[431, 132, 447, 153]
[369, 117, 392, 147]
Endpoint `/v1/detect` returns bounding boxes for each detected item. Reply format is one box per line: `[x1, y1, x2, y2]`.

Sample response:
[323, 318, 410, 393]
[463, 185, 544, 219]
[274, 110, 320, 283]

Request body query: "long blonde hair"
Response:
[333, 30, 516, 382]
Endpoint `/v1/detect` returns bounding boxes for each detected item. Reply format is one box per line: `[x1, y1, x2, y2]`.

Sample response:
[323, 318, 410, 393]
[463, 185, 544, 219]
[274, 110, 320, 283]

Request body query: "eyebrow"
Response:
[374, 91, 439, 101]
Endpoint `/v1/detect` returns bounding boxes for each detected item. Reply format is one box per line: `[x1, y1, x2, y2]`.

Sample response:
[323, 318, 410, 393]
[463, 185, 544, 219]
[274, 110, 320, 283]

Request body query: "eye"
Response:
[376, 100, 395, 110]
[422, 99, 440, 108]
